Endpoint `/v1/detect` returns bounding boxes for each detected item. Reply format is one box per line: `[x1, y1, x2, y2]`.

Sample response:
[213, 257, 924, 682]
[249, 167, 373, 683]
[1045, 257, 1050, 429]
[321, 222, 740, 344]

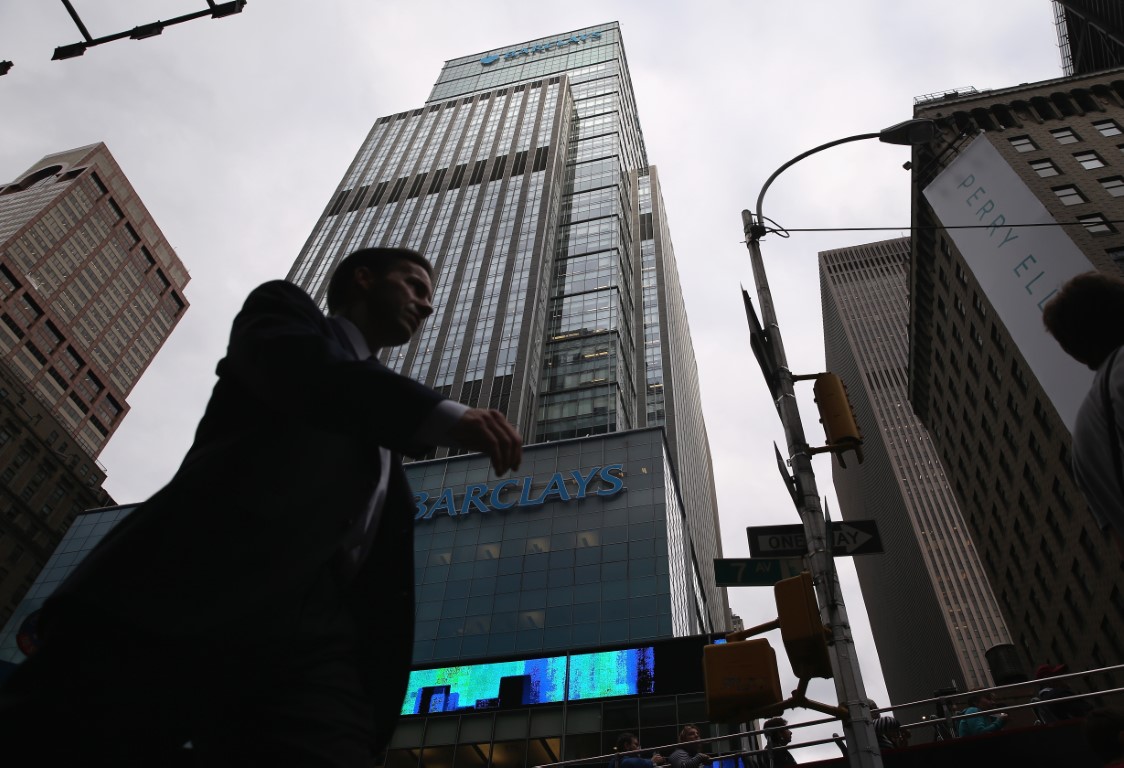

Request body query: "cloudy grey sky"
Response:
[2, 0, 1065, 758]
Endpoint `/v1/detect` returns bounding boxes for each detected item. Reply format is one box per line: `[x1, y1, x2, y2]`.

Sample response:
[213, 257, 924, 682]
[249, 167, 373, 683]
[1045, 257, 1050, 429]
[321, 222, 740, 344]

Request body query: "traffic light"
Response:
[774, 571, 833, 680]
[703, 638, 785, 723]
[812, 372, 864, 467]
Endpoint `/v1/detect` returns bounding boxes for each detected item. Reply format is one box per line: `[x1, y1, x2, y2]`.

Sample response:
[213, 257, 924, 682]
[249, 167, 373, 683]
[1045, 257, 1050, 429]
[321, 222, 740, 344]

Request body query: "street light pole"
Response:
[740, 118, 936, 768]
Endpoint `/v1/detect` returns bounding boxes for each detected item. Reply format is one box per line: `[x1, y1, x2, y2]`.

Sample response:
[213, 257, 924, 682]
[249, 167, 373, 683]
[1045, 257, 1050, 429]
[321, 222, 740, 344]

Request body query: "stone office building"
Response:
[908, 67, 1124, 676]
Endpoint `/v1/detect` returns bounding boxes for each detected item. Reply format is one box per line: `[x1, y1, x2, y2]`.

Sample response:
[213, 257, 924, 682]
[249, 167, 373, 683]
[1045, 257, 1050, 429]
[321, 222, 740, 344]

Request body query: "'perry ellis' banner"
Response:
[923, 133, 1095, 432]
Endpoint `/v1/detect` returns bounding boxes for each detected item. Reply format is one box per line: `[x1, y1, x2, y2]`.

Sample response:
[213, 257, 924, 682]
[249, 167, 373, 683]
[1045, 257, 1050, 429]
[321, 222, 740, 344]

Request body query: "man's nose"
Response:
[418, 297, 434, 316]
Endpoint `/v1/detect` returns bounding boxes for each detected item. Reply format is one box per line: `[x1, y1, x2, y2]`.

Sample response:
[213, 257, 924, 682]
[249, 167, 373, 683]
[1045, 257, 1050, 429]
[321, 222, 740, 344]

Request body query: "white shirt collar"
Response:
[332, 315, 375, 360]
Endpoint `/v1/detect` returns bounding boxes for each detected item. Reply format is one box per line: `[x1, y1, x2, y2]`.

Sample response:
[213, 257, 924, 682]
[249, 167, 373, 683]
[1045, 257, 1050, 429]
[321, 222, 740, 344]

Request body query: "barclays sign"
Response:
[414, 464, 624, 520]
[480, 31, 602, 66]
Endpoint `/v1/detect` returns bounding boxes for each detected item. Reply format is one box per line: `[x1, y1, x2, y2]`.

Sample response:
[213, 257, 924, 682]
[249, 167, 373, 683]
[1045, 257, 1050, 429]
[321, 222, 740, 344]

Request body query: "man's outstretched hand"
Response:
[450, 408, 523, 474]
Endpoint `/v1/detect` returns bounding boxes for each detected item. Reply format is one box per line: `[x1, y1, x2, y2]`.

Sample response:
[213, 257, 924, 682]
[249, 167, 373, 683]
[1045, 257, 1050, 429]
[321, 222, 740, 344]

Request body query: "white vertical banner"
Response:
[923, 133, 1095, 433]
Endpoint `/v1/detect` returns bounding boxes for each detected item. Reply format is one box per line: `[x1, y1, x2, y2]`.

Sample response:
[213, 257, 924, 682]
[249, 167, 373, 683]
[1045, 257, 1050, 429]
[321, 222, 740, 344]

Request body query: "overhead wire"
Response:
[750, 219, 1124, 237]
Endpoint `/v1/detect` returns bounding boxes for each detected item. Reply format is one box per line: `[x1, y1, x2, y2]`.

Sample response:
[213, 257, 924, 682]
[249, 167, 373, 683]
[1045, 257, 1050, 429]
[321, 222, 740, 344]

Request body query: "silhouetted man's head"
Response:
[1043, 271, 1124, 369]
[327, 247, 435, 350]
[762, 717, 792, 746]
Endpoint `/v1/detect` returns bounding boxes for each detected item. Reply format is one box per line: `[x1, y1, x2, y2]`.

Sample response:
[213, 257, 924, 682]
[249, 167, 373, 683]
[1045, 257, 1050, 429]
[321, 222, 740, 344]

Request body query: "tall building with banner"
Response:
[820, 236, 1012, 716]
[908, 67, 1124, 677]
[0, 144, 189, 623]
[281, 23, 733, 766]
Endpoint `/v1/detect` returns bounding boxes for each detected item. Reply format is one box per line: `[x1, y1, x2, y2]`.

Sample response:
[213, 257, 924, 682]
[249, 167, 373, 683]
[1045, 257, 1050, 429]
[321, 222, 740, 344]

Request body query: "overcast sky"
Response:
[2, 0, 1066, 759]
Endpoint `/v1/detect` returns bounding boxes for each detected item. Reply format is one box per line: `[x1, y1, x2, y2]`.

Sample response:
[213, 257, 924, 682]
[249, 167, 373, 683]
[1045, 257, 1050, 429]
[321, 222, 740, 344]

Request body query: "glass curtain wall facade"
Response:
[285, 23, 728, 632]
[408, 428, 701, 665]
[819, 238, 1011, 716]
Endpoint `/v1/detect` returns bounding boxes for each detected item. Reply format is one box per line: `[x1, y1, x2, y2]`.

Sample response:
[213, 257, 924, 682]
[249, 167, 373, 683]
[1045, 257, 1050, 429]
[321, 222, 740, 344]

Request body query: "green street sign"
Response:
[713, 557, 805, 587]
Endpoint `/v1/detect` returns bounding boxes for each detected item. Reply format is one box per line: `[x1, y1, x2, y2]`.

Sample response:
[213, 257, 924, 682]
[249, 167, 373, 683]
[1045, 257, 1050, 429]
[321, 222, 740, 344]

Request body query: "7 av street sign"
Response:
[713, 557, 805, 587]
[747, 520, 883, 558]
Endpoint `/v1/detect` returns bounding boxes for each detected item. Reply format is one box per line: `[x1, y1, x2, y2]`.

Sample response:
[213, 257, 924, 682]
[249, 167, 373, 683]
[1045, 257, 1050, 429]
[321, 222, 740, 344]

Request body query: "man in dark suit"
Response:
[0, 247, 523, 766]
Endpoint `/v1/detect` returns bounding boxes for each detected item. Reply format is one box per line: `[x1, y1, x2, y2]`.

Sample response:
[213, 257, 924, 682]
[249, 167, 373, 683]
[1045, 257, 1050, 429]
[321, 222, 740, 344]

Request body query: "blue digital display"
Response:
[402, 646, 654, 715]
[568, 647, 655, 700]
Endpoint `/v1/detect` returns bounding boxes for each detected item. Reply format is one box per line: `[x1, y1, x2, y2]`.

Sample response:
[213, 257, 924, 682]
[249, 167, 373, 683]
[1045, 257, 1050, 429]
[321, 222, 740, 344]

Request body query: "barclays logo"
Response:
[480, 31, 602, 67]
[414, 463, 624, 520]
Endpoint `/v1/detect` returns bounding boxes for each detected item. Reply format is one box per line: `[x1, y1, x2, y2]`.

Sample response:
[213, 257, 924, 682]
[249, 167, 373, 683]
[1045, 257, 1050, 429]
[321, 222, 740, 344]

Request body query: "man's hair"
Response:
[1042, 270, 1124, 369]
[615, 732, 638, 752]
[1084, 708, 1124, 761]
[762, 717, 788, 745]
[325, 247, 433, 314]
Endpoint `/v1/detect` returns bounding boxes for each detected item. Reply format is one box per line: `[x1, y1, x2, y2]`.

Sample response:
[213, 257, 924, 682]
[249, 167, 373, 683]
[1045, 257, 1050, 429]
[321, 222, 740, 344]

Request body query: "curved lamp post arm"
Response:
[754, 132, 879, 236]
[752, 119, 937, 240]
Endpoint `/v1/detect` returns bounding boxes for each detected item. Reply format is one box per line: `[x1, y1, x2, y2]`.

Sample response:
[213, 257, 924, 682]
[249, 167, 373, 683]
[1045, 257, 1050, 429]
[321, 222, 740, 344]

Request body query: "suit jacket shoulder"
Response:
[202, 279, 446, 457]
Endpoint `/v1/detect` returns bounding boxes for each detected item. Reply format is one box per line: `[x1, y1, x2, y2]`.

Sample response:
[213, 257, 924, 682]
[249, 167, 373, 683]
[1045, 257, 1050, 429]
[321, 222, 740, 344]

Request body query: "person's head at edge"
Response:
[875, 715, 905, 748]
[762, 717, 792, 746]
[972, 691, 998, 710]
[1085, 708, 1124, 764]
[616, 732, 640, 754]
[1043, 270, 1124, 369]
[327, 247, 435, 351]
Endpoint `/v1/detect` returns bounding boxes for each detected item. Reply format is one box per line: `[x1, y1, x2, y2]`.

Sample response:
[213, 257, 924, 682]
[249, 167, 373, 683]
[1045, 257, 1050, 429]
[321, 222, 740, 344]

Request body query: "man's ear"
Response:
[353, 265, 376, 293]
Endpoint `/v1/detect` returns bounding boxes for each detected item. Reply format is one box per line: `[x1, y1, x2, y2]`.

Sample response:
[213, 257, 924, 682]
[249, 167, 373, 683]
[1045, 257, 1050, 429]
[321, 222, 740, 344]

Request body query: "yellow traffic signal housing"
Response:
[812, 372, 864, 467]
[774, 571, 833, 680]
[703, 638, 785, 723]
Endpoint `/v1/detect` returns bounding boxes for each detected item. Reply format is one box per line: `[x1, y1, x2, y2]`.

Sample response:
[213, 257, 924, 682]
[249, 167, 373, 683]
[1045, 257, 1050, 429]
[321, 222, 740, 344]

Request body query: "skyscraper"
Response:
[286, 22, 725, 634]
[908, 68, 1124, 674]
[282, 24, 733, 763]
[0, 143, 190, 620]
[820, 237, 1011, 713]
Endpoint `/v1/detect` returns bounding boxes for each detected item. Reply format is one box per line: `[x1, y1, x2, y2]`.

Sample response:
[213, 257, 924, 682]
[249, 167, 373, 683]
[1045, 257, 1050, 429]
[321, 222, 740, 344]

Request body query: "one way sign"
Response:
[747, 520, 883, 558]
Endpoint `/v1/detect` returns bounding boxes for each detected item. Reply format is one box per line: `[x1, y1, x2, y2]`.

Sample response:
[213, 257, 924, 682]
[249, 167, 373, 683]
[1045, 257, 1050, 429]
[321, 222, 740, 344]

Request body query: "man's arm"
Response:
[958, 711, 1005, 737]
[222, 281, 522, 471]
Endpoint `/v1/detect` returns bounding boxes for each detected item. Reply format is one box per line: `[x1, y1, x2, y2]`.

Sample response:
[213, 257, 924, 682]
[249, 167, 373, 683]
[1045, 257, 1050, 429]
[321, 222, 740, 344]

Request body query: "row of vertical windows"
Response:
[324, 147, 551, 217]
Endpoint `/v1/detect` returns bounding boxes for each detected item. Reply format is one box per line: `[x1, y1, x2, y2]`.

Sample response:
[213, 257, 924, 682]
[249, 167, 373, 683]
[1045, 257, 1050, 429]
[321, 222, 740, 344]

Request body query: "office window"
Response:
[1078, 213, 1116, 235]
[1051, 127, 1081, 144]
[1030, 158, 1060, 177]
[1094, 119, 1123, 137]
[1053, 185, 1086, 206]
[1009, 136, 1037, 153]
[1101, 177, 1124, 197]
[1074, 150, 1105, 170]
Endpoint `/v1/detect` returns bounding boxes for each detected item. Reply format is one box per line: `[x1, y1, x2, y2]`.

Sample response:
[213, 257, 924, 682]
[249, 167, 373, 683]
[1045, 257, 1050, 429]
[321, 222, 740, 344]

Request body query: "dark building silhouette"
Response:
[1055, 1, 1124, 76]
